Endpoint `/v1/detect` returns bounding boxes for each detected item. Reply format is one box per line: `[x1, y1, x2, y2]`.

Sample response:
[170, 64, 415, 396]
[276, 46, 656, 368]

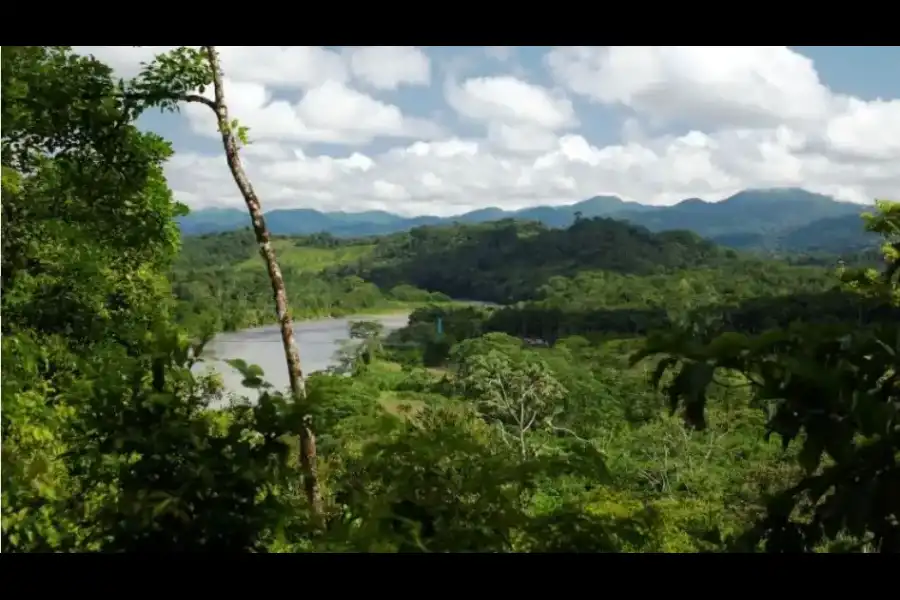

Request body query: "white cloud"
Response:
[544, 45, 900, 163]
[487, 123, 561, 154]
[182, 78, 443, 146]
[445, 75, 577, 153]
[216, 46, 349, 89]
[75, 46, 440, 146]
[74, 46, 899, 216]
[347, 46, 431, 90]
[166, 119, 897, 217]
[447, 75, 576, 131]
[373, 179, 412, 201]
[545, 46, 836, 129]
[824, 98, 900, 161]
[75, 45, 348, 89]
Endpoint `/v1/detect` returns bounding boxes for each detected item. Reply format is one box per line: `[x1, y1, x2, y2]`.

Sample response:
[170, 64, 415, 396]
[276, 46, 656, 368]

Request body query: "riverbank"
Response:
[185, 298, 495, 338]
[340, 299, 498, 318]
[195, 311, 415, 403]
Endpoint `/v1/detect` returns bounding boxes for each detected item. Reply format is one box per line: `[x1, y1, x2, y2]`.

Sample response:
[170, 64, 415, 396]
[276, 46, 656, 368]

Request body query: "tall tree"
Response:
[129, 46, 322, 515]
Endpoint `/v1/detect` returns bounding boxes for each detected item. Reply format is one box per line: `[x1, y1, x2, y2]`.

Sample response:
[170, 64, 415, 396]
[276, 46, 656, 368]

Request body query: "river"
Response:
[192, 312, 411, 403]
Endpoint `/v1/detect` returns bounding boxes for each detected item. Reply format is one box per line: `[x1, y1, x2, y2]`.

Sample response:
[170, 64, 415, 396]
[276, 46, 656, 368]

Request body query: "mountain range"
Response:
[178, 188, 877, 254]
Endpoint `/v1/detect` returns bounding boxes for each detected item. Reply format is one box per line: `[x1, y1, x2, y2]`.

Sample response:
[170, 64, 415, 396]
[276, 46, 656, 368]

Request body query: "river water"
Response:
[192, 312, 411, 403]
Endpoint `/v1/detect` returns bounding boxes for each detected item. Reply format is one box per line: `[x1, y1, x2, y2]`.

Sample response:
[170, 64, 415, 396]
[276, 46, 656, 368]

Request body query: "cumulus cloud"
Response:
[824, 98, 900, 161]
[346, 46, 431, 90]
[445, 75, 577, 153]
[73, 46, 900, 215]
[446, 75, 576, 130]
[185, 79, 443, 145]
[216, 46, 349, 89]
[545, 46, 836, 129]
[166, 121, 897, 217]
[544, 46, 900, 165]
[74, 46, 442, 146]
[75, 46, 348, 88]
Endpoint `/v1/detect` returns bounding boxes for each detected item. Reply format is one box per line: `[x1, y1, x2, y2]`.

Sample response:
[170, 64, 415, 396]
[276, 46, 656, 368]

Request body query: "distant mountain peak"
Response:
[572, 194, 649, 216]
[724, 187, 837, 205]
[581, 194, 624, 203]
[177, 187, 873, 254]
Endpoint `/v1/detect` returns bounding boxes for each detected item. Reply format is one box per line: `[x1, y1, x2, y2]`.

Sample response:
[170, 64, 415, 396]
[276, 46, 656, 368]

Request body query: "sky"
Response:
[74, 46, 900, 217]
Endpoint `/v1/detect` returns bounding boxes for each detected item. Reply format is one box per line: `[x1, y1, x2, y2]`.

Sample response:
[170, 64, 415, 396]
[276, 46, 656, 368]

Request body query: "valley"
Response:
[161, 207, 899, 554]
[4, 45, 898, 555]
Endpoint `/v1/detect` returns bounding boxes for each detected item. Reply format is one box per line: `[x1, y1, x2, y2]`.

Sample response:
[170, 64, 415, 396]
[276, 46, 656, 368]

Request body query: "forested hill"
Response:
[174, 215, 844, 334]
[335, 217, 801, 304]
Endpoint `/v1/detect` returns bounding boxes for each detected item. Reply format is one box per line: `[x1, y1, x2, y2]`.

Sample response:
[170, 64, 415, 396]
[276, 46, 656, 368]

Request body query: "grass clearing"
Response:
[378, 391, 426, 419]
[371, 361, 404, 373]
[235, 241, 375, 273]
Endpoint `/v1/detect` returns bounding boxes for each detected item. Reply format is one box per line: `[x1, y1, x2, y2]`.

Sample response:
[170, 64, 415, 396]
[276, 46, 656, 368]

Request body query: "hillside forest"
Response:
[3, 46, 899, 553]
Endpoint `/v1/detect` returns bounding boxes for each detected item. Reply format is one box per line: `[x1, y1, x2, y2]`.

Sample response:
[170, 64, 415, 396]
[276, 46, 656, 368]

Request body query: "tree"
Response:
[349, 320, 386, 341]
[348, 320, 386, 368]
[326, 404, 645, 552]
[2, 46, 302, 552]
[129, 46, 321, 514]
[451, 335, 567, 459]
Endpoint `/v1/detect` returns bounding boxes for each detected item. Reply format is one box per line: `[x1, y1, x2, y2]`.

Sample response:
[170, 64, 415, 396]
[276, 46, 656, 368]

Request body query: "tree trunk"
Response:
[202, 45, 323, 516]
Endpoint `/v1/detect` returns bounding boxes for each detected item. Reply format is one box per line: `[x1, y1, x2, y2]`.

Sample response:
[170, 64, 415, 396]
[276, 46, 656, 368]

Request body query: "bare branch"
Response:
[182, 93, 216, 110]
[546, 420, 591, 445]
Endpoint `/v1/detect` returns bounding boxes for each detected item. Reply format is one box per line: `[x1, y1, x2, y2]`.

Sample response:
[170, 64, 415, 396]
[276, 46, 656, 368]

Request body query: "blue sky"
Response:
[81, 46, 900, 216]
[793, 46, 900, 100]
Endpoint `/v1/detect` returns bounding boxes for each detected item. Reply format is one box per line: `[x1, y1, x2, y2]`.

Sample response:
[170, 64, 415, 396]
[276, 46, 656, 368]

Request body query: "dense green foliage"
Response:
[3, 46, 897, 554]
[636, 201, 900, 551]
[172, 231, 450, 333]
[173, 215, 845, 332]
[342, 218, 736, 304]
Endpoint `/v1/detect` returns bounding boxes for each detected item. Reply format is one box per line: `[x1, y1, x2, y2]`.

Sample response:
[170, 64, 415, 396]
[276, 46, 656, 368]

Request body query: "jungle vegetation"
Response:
[3, 45, 898, 553]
